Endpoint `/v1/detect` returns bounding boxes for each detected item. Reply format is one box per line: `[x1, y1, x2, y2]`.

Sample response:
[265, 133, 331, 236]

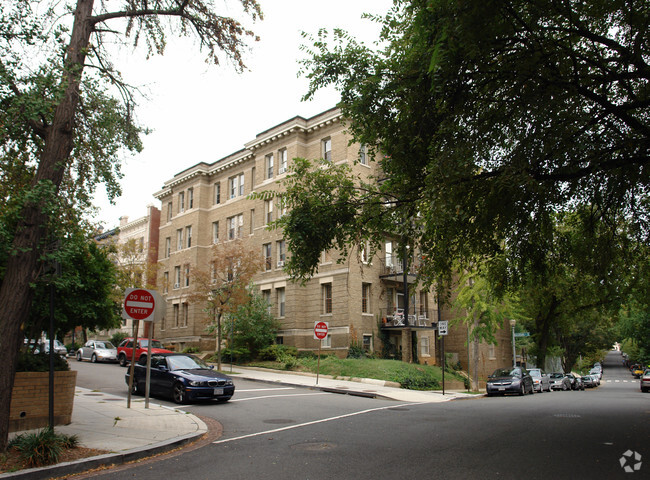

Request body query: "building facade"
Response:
[153, 107, 511, 376]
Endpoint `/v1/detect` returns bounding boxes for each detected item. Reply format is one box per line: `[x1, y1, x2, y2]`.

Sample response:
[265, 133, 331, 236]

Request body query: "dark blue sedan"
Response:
[125, 353, 235, 404]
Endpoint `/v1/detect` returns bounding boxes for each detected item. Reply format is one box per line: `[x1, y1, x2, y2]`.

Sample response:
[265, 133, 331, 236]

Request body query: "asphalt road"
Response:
[72, 350, 648, 479]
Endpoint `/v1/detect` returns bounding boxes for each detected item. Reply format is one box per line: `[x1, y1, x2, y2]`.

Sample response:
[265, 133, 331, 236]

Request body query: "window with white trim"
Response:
[176, 229, 183, 251]
[184, 264, 190, 287]
[178, 192, 185, 213]
[212, 221, 219, 244]
[165, 237, 171, 258]
[359, 144, 368, 165]
[265, 153, 274, 179]
[420, 337, 430, 356]
[174, 266, 181, 289]
[277, 287, 285, 317]
[362, 283, 371, 313]
[188, 188, 194, 209]
[214, 182, 221, 204]
[228, 214, 243, 240]
[263, 243, 272, 271]
[265, 199, 273, 224]
[279, 149, 288, 174]
[322, 138, 332, 162]
[185, 225, 192, 248]
[322, 283, 332, 314]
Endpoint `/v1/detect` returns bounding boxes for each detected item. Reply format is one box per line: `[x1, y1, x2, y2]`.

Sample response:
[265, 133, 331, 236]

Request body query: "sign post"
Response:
[438, 321, 448, 395]
[122, 288, 164, 408]
[314, 321, 329, 385]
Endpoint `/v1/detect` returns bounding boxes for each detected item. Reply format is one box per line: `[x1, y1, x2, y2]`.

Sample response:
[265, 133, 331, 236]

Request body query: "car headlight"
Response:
[226, 380, 234, 386]
[188, 380, 205, 386]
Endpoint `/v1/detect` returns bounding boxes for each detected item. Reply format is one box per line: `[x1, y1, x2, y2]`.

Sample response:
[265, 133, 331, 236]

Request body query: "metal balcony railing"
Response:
[378, 256, 419, 278]
[379, 307, 436, 328]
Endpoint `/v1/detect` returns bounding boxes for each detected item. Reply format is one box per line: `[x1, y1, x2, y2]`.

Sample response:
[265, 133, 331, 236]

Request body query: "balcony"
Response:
[380, 307, 437, 329]
[379, 256, 418, 283]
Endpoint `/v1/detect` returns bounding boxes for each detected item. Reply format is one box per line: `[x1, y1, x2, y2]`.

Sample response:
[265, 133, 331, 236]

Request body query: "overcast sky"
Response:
[92, 0, 393, 228]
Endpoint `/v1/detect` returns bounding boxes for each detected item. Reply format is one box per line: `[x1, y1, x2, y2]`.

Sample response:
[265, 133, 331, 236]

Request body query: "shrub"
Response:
[110, 331, 128, 348]
[347, 344, 366, 359]
[222, 347, 252, 363]
[258, 345, 298, 361]
[297, 350, 317, 359]
[16, 351, 69, 372]
[9, 428, 78, 467]
[182, 346, 200, 354]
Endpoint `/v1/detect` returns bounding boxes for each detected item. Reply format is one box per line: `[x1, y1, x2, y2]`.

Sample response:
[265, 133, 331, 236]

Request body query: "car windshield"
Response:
[140, 340, 163, 348]
[528, 370, 542, 377]
[96, 341, 114, 349]
[550, 373, 564, 378]
[167, 355, 209, 371]
[492, 368, 518, 377]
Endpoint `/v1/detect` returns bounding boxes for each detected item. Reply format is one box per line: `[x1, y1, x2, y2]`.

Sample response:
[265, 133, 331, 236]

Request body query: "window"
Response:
[167, 202, 173, 222]
[186, 225, 192, 248]
[277, 240, 286, 267]
[322, 334, 331, 348]
[163, 272, 169, 294]
[359, 144, 368, 165]
[228, 214, 243, 240]
[165, 237, 171, 258]
[173, 304, 179, 328]
[179, 192, 185, 213]
[322, 138, 332, 162]
[277, 197, 286, 219]
[277, 288, 285, 317]
[262, 290, 271, 314]
[265, 153, 274, 179]
[184, 264, 190, 287]
[251, 166, 256, 188]
[279, 149, 288, 174]
[188, 188, 194, 209]
[489, 344, 496, 360]
[229, 173, 244, 199]
[385, 241, 394, 268]
[263, 243, 272, 271]
[137, 237, 144, 253]
[214, 182, 221, 204]
[212, 221, 219, 244]
[181, 303, 188, 327]
[250, 209, 255, 234]
[174, 266, 181, 289]
[362, 283, 371, 313]
[420, 337, 430, 356]
[322, 283, 332, 314]
[265, 199, 273, 224]
[361, 241, 370, 264]
[363, 334, 372, 352]
[176, 229, 183, 251]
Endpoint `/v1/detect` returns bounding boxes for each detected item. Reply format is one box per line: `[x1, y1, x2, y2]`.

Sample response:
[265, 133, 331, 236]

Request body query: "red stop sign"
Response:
[314, 321, 329, 340]
[124, 289, 155, 320]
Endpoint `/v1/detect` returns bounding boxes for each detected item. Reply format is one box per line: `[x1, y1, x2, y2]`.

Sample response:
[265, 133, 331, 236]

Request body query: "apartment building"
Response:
[153, 107, 512, 375]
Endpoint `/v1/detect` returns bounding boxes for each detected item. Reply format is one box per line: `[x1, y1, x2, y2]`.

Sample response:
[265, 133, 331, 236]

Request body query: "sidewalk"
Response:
[2, 367, 477, 479]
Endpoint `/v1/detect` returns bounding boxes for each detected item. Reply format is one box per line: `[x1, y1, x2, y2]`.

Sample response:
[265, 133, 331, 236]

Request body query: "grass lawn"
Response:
[245, 356, 468, 391]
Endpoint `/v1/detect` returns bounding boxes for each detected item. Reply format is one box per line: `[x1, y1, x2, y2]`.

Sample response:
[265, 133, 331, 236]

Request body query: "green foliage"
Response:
[618, 301, 650, 365]
[221, 347, 251, 363]
[8, 428, 78, 467]
[258, 345, 298, 361]
[15, 351, 69, 372]
[110, 332, 128, 348]
[225, 289, 282, 359]
[182, 346, 200, 354]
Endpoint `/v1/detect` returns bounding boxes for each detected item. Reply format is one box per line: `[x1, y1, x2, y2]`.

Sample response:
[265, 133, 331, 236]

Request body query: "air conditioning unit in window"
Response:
[279, 167, 286, 174]
[173, 283, 180, 289]
[277, 260, 285, 268]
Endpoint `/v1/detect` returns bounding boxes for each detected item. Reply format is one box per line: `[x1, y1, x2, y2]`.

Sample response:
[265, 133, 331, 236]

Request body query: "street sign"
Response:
[438, 320, 448, 335]
[314, 321, 329, 340]
[123, 288, 156, 321]
[514, 332, 530, 337]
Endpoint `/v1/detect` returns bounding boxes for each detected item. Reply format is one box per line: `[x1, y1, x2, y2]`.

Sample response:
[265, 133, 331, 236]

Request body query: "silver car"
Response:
[76, 340, 118, 363]
[527, 368, 551, 392]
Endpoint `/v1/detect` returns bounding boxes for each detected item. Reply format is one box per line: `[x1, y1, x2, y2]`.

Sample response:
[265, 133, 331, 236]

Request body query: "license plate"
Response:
[498, 387, 506, 391]
[213, 388, 224, 395]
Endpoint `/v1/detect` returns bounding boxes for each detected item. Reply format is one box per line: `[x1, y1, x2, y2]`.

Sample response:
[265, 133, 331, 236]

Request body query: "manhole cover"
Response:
[263, 419, 294, 425]
[291, 442, 336, 452]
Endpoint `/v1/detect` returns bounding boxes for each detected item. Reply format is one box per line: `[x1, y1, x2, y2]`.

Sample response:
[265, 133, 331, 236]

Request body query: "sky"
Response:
[92, 0, 394, 228]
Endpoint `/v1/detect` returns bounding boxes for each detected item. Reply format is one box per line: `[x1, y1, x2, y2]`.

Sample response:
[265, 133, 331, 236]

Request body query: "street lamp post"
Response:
[510, 319, 517, 368]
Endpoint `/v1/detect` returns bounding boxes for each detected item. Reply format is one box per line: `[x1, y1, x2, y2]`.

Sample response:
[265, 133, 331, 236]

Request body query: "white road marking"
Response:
[213, 402, 426, 444]
[229, 393, 330, 402]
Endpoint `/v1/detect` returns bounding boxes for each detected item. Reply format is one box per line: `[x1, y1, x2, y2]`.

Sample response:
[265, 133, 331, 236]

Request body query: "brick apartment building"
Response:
[151, 106, 513, 378]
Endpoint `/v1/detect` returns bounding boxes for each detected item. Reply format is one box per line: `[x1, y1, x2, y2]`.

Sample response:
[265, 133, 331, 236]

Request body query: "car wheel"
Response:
[76, 352, 82, 362]
[131, 381, 143, 396]
[546, 384, 551, 392]
[519, 384, 525, 396]
[562, 383, 568, 391]
[118, 353, 127, 367]
[91, 353, 97, 363]
[173, 383, 186, 404]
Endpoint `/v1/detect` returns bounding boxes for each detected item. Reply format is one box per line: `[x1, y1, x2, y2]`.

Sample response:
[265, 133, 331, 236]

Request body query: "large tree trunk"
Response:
[0, 0, 94, 451]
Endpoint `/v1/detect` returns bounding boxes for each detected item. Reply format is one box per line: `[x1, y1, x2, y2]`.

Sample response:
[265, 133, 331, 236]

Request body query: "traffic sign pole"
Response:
[314, 322, 329, 385]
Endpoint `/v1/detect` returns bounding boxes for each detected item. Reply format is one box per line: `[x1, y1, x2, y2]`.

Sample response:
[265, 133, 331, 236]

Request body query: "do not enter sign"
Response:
[124, 289, 155, 321]
[314, 321, 329, 340]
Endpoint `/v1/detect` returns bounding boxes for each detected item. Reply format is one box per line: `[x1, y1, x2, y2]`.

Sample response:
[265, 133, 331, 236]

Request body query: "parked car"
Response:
[589, 367, 603, 381]
[124, 353, 235, 404]
[117, 337, 172, 367]
[582, 374, 598, 388]
[640, 369, 650, 393]
[527, 368, 551, 392]
[34, 339, 68, 357]
[631, 365, 644, 379]
[486, 367, 534, 396]
[548, 372, 571, 391]
[565, 373, 583, 391]
[76, 340, 118, 363]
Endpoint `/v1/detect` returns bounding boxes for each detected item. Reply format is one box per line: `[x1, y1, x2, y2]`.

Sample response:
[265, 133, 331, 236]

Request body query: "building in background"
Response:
[153, 107, 511, 378]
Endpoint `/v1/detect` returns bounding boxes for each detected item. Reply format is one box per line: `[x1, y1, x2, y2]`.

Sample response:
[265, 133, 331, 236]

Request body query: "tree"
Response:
[0, 0, 261, 450]
[188, 239, 263, 370]
[292, 0, 648, 289]
[225, 288, 281, 360]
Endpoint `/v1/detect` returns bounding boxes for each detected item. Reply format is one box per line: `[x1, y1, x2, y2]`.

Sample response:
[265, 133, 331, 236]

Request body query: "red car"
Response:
[117, 337, 172, 367]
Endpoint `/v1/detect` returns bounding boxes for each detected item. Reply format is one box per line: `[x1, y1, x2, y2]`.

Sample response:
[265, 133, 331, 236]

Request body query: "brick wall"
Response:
[9, 371, 77, 432]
